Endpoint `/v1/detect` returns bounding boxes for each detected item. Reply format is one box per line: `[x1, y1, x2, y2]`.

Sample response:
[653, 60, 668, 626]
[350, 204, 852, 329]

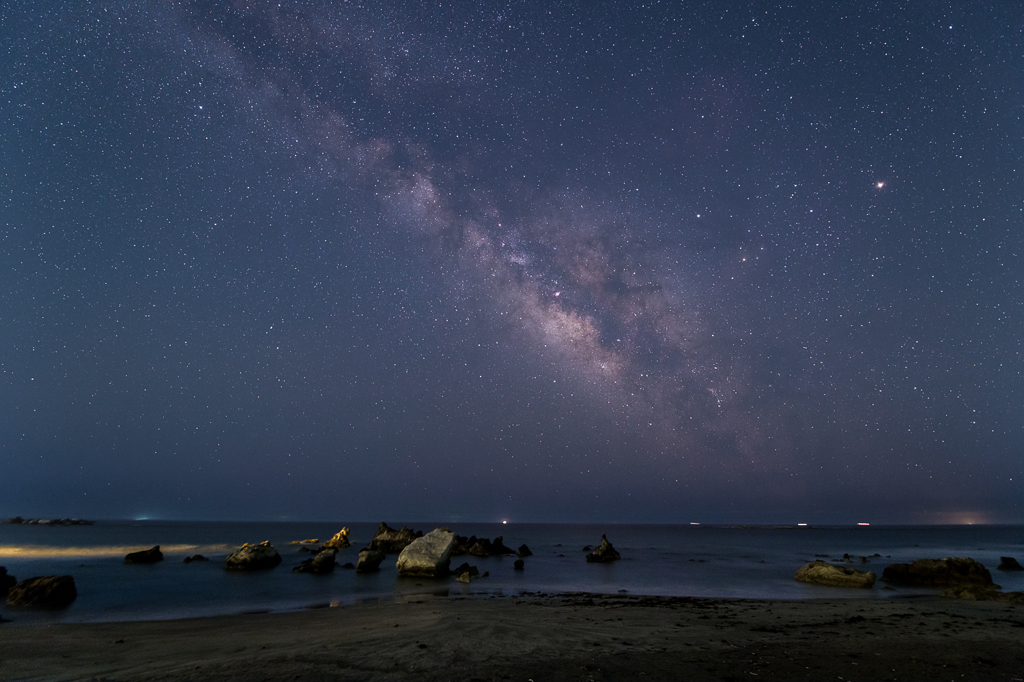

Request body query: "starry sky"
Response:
[2, 1, 1021, 524]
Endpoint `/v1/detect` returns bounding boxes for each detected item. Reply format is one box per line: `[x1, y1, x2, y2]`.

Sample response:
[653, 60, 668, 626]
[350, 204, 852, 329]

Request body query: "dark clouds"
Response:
[1, 1, 1021, 523]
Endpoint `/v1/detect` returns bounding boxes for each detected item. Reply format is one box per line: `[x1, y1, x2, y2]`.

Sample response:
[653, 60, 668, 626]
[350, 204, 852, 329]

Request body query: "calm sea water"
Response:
[1, 522, 1022, 625]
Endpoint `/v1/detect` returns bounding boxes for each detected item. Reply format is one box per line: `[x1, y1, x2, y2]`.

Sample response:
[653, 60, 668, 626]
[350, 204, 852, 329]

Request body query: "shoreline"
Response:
[2, 593, 1022, 681]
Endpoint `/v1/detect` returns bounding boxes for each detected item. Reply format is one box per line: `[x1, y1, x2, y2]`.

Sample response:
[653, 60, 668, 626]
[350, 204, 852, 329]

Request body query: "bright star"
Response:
[876, 181, 885, 189]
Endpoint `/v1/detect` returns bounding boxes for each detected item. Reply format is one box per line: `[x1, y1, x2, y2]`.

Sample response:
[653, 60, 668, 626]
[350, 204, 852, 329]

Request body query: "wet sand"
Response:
[2, 593, 1023, 681]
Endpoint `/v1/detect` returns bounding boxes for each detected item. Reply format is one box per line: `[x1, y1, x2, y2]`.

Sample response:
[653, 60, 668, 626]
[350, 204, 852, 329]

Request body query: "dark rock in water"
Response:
[794, 561, 875, 588]
[323, 527, 351, 549]
[468, 537, 493, 557]
[997, 556, 1024, 572]
[2, 517, 25, 524]
[1, 567, 17, 598]
[585, 535, 621, 563]
[293, 549, 337, 574]
[881, 557, 996, 588]
[225, 541, 282, 571]
[356, 549, 385, 573]
[289, 538, 320, 546]
[516, 544, 533, 557]
[455, 571, 472, 583]
[582, 545, 593, 552]
[450, 535, 473, 556]
[396, 529, 455, 577]
[341, 562, 355, 569]
[450, 562, 479, 578]
[369, 522, 420, 554]
[124, 546, 164, 564]
[183, 555, 209, 563]
[6, 576, 77, 608]
[514, 559, 525, 571]
[491, 536, 515, 555]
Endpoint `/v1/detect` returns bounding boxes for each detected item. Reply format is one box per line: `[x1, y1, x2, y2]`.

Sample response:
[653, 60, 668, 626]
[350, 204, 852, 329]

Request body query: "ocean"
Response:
[2, 521, 1022, 625]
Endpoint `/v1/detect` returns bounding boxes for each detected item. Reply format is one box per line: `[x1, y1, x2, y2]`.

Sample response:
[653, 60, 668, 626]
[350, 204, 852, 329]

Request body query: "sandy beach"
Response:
[2, 593, 1022, 681]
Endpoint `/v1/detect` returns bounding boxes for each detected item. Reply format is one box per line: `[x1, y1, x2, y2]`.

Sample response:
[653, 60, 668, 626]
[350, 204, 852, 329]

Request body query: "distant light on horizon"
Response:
[502, 520, 507, 524]
[797, 523, 807, 526]
[857, 522, 870, 526]
[690, 522, 700, 525]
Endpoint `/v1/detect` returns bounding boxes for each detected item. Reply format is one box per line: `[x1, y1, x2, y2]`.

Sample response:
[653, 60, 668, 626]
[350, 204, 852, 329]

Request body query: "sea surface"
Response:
[1, 521, 1022, 625]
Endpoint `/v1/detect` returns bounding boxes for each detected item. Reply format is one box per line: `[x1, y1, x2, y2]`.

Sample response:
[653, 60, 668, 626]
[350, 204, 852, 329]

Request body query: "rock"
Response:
[997, 556, 1024, 572]
[292, 549, 337, 574]
[450, 562, 479, 578]
[585, 535, 621, 563]
[288, 538, 320, 545]
[225, 541, 282, 571]
[450, 535, 474, 556]
[341, 562, 355, 569]
[794, 561, 876, 588]
[183, 555, 209, 563]
[516, 544, 533, 557]
[455, 572, 471, 583]
[369, 522, 421, 554]
[396, 528, 455, 577]
[582, 545, 593, 552]
[1, 567, 17, 598]
[124, 546, 164, 564]
[2, 517, 25, 524]
[940, 586, 1024, 604]
[514, 559, 524, 571]
[881, 557, 996, 588]
[468, 537, 494, 557]
[323, 527, 351, 549]
[6, 576, 77, 608]
[491, 536, 515, 555]
[356, 549, 385, 573]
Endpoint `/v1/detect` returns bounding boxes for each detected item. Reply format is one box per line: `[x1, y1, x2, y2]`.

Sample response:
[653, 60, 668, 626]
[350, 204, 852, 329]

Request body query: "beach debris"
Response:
[794, 561, 876, 588]
[293, 548, 337, 574]
[323, 527, 351, 549]
[183, 555, 209, 563]
[0, 567, 17, 599]
[396, 528, 455, 577]
[997, 556, 1024, 572]
[6, 575, 77, 609]
[225, 541, 282, 571]
[356, 549, 385, 573]
[940, 585, 1024, 603]
[881, 557, 997, 588]
[514, 559, 525, 571]
[124, 545, 164, 564]
[369, 522, 422, 554]
[585, 535, 621, 563]
[516, 544, 533, 557]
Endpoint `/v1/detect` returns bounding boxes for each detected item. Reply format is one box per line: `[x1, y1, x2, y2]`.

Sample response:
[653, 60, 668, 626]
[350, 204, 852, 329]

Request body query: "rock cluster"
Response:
[369, 523, 421, 554]
[396, 528, 455, 577]
[225, 541, 282, 571]
[6, 576, 77, 608]
[2, 517, 93, 526]
[585, 535, 621, 563]
[293, 549, 337, 574]
[124, 546, 164, 564]
[794, 561, 876, 588]
[881, 557, 996, 588]
[450, 534, 516, 557]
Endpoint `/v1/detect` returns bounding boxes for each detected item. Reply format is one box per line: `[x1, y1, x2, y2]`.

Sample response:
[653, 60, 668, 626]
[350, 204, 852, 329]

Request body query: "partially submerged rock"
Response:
[940, 585, 1024, 604]
[225, 541, 282, 571]
[881, 557, 996, 588]
[997, 556, 1024, 572]
[370, 522, 421, 554]
[0, 567, 17, 598]
[396, 528, 455, 577]
[450, 562, 479, 578]
[514, 558, 525, 571]
[323, 527, 351, 549]
[183, 555, 209, 563]
[288, 538, 320, 545]
[585, 535, 621, 563]
[124, 546, 164, 564]
[356, 549, 385, 573]
[293, 549, 337, 574]
[6, 576, 77, 608]
[795, 560, 876, 588]
[516, 544, 533, 557]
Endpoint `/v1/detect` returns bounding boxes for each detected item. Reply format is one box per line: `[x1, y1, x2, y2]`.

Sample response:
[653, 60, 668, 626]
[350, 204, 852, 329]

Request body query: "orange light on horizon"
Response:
[857, 522, 870, 526]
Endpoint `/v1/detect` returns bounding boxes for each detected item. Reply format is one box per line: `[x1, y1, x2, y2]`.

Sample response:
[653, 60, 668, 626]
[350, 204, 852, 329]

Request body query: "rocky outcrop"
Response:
[288, 538, 320, 545]
[516, 544, 533, 557]
[6, 576, 77, 608]
[225, 541, 282, 571]
[183, 555, 209, 563]
[323, 527, 351, 549]
[450, 562, 479, 578]
[124, 546, 164, 564]
[369, 523, 421, 554]
[0, 567, 16, 598]
[940, 586, 1024, 604]
[585, 535, 621, 563]
[396, 528, 455, 577]
[468, 537, 494, 557]
[997, 556, 1024, 572]
[881, 557, 996, 588]
[293, 549, 337, 574]
[356, 549, 385, 573]
[795, 561, 876, 588]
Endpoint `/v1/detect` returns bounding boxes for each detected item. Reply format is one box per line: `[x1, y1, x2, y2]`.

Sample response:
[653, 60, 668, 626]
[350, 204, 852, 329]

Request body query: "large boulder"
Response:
[585, 535, 621, 563]
[0, 567, 17, 598]
[369, 522, 421, 554]
[997, 556, 1024, 572]
[881, 557, 996, 588]
[6, 576, 77, 608]
[323, 527, 350, 549]
[124, 545, 164, 564]
[225, 541, 282, 571]
[795, 560, 876, 588]
[356, 549, 385, 573]
[396, 528, 455, 577]
[293, 549, 337, 574]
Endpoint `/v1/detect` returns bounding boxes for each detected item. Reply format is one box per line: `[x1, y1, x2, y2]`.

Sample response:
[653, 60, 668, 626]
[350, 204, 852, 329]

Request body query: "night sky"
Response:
[2, 1, 1021, 524]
